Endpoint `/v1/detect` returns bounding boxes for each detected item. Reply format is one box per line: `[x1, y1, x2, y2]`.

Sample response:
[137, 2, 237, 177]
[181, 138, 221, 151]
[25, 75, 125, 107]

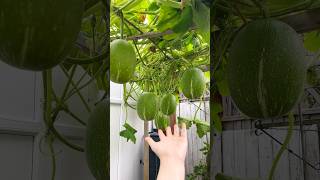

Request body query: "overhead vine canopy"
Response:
[111, 0, 210, 97]
[110, 0, 211, 143]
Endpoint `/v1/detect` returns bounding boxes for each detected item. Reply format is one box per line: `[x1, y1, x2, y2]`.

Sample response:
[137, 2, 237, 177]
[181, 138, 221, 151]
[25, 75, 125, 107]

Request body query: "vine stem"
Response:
[268, 112, 294, 180]
[64, 64, 106, 101]
[48, 135, 56, 180]
[61, 65, 77, 100]
[194, 102, 201, 120]
[60, 65, 91, 112]
[42, 70, 56, 180]
[42, 71, 85, 153]
[113, 7, 171, 60]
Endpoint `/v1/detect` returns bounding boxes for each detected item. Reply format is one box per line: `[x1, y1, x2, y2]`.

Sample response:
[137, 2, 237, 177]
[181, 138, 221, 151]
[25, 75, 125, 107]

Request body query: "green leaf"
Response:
[194, 119, 210, 138]
[211, 102, 222, 114]
[210, 102, 223, 132]
[192, 0, 210, 43]
[307, 66, 320, 87]
[156, 6, 180, 32]
[172, 6, 193, 34]
[120, 122, 137, 143]
[304, 31, 320, 52]
[155, 112, 170, 131]
[211, 113, 222, 133]
[214, 68, 230, 96]
[204, 71, 210, 83]
[199, 142, 210, 155]
[177, 117, 193, 129]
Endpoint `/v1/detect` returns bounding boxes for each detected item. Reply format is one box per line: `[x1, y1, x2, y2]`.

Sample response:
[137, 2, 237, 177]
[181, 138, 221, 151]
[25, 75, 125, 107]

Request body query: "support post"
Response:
[144, 121, 149, 180]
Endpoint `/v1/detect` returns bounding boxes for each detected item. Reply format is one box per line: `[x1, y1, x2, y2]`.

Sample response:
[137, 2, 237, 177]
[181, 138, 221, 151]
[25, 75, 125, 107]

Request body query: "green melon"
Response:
[180, 67, 206, 99]
[155, 112, 169, 131]
[110, 39, 137, 84]
[160, 93, 177, 115]
[137, 92, 158, 121]
[227, 19, 307, 119]
[0, 0, 84, 70]
[86, 101, 109, 180]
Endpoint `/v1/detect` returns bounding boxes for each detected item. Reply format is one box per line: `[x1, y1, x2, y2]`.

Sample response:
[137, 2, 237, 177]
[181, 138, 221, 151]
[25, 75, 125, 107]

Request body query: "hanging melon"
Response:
[86, 101, 109, 179]
[0, 0, 84, 70]
[227, 19, 307, 118]
[110, 39, 137, 84]
[137, 92, 158, 121]
[160, 93, 177, 115]
[180, 67, 206, 99]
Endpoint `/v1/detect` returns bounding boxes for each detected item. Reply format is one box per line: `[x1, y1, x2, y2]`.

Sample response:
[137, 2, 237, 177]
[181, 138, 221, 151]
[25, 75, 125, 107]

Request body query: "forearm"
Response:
[157, 158, 185, 180]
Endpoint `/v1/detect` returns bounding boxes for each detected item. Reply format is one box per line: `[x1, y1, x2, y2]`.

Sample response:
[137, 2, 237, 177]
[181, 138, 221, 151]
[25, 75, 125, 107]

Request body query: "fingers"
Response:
[180, 123, 187, 138]
[158, 129, 166, 140]
[166, 126, 172, 137]
[145, 136, 156, 148]
[173, 124, 179, 136]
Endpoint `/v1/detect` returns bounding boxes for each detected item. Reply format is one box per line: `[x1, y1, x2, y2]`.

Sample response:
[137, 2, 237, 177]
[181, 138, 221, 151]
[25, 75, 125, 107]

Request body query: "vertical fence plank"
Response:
[234, 123, 246, 177]
[288, 127, 304, 180]
[222, 129, 235, 175]
[258, 126, 273, 179]
[211, 134, 222, 178]
[272, 126, 290, 180]
[304, 124, 320, 180]
[245, 129, 260, 178]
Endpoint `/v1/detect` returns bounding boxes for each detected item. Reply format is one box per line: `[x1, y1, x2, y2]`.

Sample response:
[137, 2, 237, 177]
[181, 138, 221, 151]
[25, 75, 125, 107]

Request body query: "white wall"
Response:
[110, 82, 145, 180]
[0, 61, 95, 180]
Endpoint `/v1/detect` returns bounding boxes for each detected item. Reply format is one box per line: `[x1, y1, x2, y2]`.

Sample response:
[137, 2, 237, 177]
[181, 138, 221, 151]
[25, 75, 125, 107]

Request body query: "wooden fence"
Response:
[211, 88, 320, 180]
[177, 101, 210, 177]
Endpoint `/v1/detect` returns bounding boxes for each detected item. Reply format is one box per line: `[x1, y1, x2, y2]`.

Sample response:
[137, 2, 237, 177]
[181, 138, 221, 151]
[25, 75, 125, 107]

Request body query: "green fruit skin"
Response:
[0, 0, 84, 71]
[227, 19, 307, 119]
[137, 92, 158, 121]
[155, 112, 169, 131]
[110, 39, 137, 84]
[86, 101, 109, 180]
[180, 67, 206, 99]
[160, 93, 177, 115]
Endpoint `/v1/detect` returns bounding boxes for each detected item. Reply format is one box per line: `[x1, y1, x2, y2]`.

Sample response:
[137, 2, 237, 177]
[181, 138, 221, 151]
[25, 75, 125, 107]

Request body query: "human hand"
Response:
[145, 123, 188, 165]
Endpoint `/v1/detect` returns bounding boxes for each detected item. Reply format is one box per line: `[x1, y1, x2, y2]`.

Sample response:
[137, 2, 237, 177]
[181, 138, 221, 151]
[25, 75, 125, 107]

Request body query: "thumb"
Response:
[145, 136, 156, 148]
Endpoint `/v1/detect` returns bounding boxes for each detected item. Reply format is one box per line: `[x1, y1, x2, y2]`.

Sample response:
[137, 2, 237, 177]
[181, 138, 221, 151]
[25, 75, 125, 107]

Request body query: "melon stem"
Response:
[268, 112, 294, 180]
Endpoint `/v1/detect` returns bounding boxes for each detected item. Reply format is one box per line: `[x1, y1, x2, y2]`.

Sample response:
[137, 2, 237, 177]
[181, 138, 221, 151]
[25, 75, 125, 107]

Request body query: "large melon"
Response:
[0, 0, 84, 70]
[180, 67, 206, 99]
[110, 39, 137, 84]
[160, 93, 177, 115]
[137, 92, 158, 121]
[227, 19, 307, 118]
[86, 101, 109, 179]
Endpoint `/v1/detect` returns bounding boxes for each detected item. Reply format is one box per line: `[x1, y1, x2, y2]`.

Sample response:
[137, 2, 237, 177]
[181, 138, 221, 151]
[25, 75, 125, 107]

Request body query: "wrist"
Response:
[157, 157, 185, 180]
[160, 156, 185, 167]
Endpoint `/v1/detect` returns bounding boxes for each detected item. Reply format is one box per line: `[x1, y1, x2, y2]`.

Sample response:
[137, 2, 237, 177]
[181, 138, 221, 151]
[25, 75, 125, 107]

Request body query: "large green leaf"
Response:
[304, 31, 320, 52]
[192, 0, 210, 43]
[214, 68, 230, 96]
[194, 119, 210, 138]
[172, 6, 193, 34]
[120, 122, 137, 143]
